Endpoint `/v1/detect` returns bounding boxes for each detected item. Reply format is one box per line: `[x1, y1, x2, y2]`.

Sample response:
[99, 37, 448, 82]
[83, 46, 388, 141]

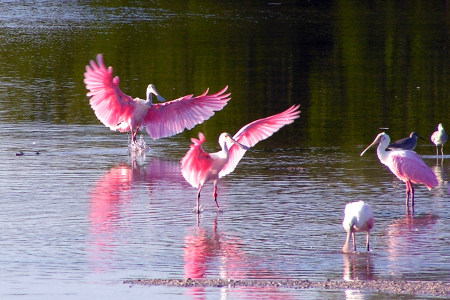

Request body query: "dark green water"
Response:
[2, 1, 450, 150]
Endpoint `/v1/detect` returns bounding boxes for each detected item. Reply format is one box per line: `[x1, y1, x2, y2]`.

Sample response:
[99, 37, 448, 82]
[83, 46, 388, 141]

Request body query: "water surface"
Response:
[1, 1, 450, 299]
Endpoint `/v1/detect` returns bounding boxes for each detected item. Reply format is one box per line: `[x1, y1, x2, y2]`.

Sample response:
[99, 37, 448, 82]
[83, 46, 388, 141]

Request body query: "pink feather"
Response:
[84, 54, 231, 141]
[388, 152, 439, 190]
[180, 105, 301, 210]
[220, 105, 301, 177]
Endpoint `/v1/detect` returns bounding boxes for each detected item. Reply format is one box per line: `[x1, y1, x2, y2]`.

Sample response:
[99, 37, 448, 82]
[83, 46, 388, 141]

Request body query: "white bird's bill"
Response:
[360, 136, 380, 156]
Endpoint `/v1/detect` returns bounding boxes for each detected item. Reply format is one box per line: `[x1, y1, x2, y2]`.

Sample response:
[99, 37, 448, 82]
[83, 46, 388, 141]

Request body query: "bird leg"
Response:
[352, 231, 356, 252]
[405, 182, 411, 208]
[213, 185, 220, 209]
[366, 232, 370, 252]
[405, 181, 415, 214]
[131, 127, 139, 145]
[196, 185, 204, 214]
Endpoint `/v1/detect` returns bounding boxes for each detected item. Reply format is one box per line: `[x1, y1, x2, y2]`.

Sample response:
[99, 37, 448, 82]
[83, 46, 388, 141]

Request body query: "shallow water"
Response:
[1, 124, 449, 299]
[1, 0, 450, 299]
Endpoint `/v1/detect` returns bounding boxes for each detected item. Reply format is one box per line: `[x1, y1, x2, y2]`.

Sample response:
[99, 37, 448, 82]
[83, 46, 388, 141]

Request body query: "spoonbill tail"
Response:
[84, 54, 230, 146]
[342, 201, 374, 253]
[387, 132, 424, 151]
[360, 132, 438, 213]
[181, 105, 300, 213]
[431, 123, 448, 157]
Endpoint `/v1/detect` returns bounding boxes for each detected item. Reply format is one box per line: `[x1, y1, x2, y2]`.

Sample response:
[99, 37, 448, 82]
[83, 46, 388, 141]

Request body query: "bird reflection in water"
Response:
[387, 214, 439, 277]
[87, 156, 185, 272]
[184, 217, 294, 300]
[342, 253, 374, 281]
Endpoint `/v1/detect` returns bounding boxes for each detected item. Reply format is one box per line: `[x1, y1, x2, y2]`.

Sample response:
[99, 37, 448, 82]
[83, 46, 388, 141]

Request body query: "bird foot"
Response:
[191, 205, 205, 214]
[216, 207, 225, 214]
[128, 135, 148, 151]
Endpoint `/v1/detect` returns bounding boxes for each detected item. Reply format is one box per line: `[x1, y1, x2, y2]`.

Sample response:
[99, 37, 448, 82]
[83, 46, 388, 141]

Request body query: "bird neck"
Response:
[145, 92, 153, 104]
[376, 137, 392, 165]
[342, 226, 353, 253]
[217, 141, 231, 159]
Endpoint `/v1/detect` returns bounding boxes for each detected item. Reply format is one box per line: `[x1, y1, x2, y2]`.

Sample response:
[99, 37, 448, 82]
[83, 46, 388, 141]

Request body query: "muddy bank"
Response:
[124, 278, 450, 297]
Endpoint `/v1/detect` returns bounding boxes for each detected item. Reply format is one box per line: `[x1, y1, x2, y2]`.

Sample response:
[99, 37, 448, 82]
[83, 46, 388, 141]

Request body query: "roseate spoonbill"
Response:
[360, 132, 438, 212]
[342, 201, 374, 253]
[84, 54, 231, 146]
[431, 123, 448, 157]
[181, 105, 301, 213]
[387, 132, 424, 151]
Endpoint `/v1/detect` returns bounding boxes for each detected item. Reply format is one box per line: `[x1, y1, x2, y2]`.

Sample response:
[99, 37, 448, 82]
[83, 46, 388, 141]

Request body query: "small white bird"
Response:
[342, 201, 374, 253]
[431, 123, 448, 157]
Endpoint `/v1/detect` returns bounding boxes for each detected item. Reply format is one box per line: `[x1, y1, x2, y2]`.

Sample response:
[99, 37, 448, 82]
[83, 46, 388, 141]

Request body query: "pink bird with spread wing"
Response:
[84, 54, 230, 146]
[181, 105, 301, 213]
[360, 132, 438, 213]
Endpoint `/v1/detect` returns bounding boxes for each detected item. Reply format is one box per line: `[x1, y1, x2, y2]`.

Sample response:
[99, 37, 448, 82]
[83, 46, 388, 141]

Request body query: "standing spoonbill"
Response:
[360, 132, 438, 213]
[431, 123, 448, 157]
[342, 201, 374, 253]
[181, 105, 300, 213]
[387, 132, 424, 151]
[84, 54, 230, 146]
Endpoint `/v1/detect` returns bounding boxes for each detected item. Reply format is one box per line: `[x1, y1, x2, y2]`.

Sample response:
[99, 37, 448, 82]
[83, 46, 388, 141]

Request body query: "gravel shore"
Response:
[124, 278, 450, 297]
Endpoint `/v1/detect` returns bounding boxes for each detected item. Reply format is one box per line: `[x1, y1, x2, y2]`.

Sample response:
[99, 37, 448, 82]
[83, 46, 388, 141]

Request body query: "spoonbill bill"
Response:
[342, 201, 374, 253]
[181, 105, 300, 213]
[431, 123, 448, 157]
[84, 54, 230, 146]
[360, 132, 438, 213]
[387, 132, 424, 151]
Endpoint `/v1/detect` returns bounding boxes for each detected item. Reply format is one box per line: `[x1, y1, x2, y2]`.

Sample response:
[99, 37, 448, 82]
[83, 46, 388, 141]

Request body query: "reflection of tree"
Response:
[87, 158, 185, 272]
[183, 218, 294, 300]
[309, 0, 450, 149]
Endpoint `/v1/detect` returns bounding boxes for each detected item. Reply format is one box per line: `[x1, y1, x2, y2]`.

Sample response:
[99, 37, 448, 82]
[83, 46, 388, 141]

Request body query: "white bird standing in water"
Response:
[431, 123, 448, 157]
[342, 201, 374, 253]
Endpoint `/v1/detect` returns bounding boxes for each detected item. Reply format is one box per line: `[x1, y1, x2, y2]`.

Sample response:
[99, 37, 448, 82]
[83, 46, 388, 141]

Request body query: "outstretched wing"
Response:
[219, 105, 301, 178]
[181, 133, 214, 188]
[84, 54, 136, 131]
[144, 86, 230, 139]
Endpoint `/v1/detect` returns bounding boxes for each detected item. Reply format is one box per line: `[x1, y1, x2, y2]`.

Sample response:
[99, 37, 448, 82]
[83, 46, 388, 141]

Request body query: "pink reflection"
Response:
[387, 214, 439, 276]
[184, 218, 294, 300]
[87, 158, 184, 272]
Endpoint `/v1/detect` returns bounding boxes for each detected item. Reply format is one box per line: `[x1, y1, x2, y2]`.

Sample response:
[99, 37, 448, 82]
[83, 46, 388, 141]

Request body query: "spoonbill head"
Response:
[342, 201, 374, 253]
[387, 132, 424, 151]
[431, 123, 448, 157]
[360, 132, 438, 213]
[146, 84, 166, 103]
[84, 54, 231, 147]
[181, 105, 300, 213]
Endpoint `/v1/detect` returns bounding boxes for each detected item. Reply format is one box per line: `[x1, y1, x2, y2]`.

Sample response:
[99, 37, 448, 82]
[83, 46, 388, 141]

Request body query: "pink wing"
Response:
[219, 105, 301, 178]
[181, 133, 214, 188]
[144, 86, 231, 139]
[84, 54, 136, 131]
[389, 151, 439, 189]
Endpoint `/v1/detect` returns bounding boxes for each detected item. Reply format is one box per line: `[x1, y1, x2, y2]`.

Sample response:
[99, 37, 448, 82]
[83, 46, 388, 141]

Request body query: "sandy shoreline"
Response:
[124, 278, 450, 297]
